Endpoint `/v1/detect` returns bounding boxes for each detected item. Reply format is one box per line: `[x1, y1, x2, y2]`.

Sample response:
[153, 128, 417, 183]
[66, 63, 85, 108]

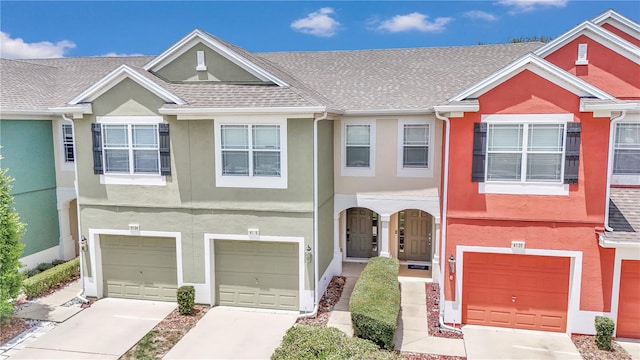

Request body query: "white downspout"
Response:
[298, 111, 329, 319]
[604, 111, 627, 232]
[434, 110, 462, 333]
[61, 114, 88, 304]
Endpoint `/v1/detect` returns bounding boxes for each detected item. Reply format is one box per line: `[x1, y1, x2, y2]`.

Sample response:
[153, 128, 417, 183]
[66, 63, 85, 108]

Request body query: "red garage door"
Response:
[617, 260, 640, 339]
[463, 253, 570, 332]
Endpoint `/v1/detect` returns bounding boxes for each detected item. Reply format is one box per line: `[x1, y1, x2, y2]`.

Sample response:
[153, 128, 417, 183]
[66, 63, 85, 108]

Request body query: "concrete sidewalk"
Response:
[327, 262, 466, 357]
[15, 280, 83, 323]
[618, 338, 640, 360]
[164, 307, 296, 359]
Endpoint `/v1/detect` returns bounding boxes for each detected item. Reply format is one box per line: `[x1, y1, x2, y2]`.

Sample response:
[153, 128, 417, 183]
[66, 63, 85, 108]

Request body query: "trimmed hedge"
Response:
[177, 285, 195, 315]
[595, 316, 615, 351]
[23, 257, 80, 299]
[350, 257, 400, 350]
[271, 325, 400, 360]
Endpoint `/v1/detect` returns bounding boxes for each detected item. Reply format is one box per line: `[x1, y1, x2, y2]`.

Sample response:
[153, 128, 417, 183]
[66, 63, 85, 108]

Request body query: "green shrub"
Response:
[350, 257, 400, 350]
[271, 325, 400, 360]
[23, 268, 41, 278]
[23, 258, 80, 299]
[595, 316, 615, 351]
[37, 262, 54, 272]
[177, 285, 195, 315]
[51, 259, 65, 266]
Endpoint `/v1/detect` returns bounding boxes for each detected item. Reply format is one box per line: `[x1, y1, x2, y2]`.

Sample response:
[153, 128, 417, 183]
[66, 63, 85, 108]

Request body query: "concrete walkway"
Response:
[327, 262, 466, 357]
[618, 338, 640, 360]
[14, 280, 83, 322]
[164, 307, 297, 359]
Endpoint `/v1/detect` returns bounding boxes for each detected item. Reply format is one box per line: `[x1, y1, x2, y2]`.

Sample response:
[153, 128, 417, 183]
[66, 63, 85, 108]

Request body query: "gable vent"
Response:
[196, 50, 207, 71]
[575, 43, 588, 65]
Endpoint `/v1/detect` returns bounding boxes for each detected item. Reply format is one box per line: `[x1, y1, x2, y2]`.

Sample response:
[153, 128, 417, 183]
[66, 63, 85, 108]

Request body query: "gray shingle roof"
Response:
[258, 42, 543, 111]
[1, 37, 542, 112]
[602, 188, 640, 243]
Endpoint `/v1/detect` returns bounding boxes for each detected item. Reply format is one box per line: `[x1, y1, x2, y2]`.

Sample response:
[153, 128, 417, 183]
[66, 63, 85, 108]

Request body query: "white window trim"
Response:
[59, 122, 75, 172]
[611, 121, 640, 186]
[341, 118, 376, 177]
[479, 114, 573, 196]
[96, 116, 166, 186]
[397, 118, 434, 178]
[214, 115, 288, 189]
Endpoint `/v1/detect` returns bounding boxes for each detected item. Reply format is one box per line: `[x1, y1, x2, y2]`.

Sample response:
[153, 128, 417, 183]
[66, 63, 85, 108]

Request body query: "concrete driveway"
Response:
[8, 298, 175, 359]
[164, 307, 297, 359]
[462, 325, 582, 360]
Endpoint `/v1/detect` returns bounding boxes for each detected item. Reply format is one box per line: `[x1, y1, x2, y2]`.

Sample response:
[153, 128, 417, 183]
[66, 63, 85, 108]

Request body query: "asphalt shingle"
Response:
[602, 188, 640, 243]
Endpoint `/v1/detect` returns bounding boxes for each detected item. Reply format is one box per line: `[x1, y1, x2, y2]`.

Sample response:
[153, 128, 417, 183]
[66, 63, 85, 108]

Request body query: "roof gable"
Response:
[449, 53, 614, 102]
[534, 21, 640, 64]
[69, 65, 186, 105]
[592, 9, 640, 43]
[143, 29, 288, 86]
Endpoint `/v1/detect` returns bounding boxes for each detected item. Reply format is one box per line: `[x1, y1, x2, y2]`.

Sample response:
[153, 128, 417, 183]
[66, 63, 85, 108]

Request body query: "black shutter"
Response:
[564, 122, 581, 184]
[159, 123, 171, 176]
[471, 123, 487, 182]
[91, 123, 104, 174]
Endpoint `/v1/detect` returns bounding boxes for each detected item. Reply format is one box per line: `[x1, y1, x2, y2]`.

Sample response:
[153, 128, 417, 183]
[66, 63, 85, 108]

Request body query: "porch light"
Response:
[448, 254, 456, 274]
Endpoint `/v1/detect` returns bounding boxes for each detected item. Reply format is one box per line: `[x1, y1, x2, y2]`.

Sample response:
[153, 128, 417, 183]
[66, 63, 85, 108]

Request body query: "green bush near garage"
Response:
[595, 316, 615, 351]
[23, 257, 80, 299]
[177, 285, 195, 315]
[350, 256, 400, 350]
[271, 325, 400, 360]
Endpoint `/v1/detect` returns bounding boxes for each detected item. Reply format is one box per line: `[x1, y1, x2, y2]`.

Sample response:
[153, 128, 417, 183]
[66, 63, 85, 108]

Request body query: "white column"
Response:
[57, 202, 75, 260]
[380, 215, 391, 258]
[339, 211, 347, 260]
[432, 218, 441, 282]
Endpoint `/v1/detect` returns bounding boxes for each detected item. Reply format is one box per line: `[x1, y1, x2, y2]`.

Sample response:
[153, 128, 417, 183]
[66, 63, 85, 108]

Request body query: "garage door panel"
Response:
[463, 253, 569, 332]
[617, 260, 640, 338]
[102, 235, 177, 302]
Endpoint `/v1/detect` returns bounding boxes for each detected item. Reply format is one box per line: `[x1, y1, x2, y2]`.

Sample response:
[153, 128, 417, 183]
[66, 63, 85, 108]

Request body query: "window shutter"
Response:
[564, 122, 581, 184]
[471, 123, 487, 182]
[159, 123, 171, 176]
[91, 123, 103, 174]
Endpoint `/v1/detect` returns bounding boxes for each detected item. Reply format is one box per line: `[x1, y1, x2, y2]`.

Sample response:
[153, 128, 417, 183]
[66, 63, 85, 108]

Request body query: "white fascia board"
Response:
[450, 54, 614, 102]
[580, 99, 640, 112]
[49, 104, 93, 115]
[0, 110, 56, 120]
[159, 106, 327, 119]
[598, 234, 640, 249]
[342, 108, 432, 116]
[143, 29, 288, 87]
[433, 102, 480, 113]
[592, 10, 640, 36]
[534, 22, 640, 64]
[68, 65, 186, 105]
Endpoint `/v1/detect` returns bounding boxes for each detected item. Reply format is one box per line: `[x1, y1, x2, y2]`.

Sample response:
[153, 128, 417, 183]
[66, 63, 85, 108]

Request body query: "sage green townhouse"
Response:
[0, 29, 541, 314]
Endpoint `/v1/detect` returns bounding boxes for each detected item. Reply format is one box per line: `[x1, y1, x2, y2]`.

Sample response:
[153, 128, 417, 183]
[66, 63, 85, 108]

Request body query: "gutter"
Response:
[433, 110, 461, 333]
[60, 114, 88, 304]
[298, 110, 330, 319]
[604, 111, 627, 232]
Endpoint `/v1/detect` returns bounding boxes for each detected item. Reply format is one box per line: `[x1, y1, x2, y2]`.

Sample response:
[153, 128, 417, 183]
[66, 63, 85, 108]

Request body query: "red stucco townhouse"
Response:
[433, 10, 640, 337]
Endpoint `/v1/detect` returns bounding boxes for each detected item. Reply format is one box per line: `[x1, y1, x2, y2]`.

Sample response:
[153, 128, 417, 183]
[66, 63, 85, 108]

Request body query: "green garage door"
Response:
[215, 240, 299, 310]
[102, 235, 177, 301]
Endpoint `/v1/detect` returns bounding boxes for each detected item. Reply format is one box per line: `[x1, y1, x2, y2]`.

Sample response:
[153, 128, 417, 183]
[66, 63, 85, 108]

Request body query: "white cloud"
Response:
[0, 32, 75, 59]
[464, 10, 499, 21]
[100, 52, 145, 57]
[377, 12, 453, 33]
[498, 0, 568, 14]
[291, 7, 341, 37]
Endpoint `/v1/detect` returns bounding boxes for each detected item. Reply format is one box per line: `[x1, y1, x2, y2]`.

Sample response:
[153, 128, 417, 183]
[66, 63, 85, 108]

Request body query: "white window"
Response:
[612, 122, 640, 185]
[62, 124, 74, 163]
[486, 123, 564, 183]
[103, 124, 160, 174]
[214, 116, 287, 189]
[479, 114, 572, 196]
[397, 118, 434, 177]
[342, 119, 375, 177]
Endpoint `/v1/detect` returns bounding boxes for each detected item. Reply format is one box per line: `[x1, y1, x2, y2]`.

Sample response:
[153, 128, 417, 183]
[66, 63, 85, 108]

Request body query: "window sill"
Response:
[100, 174, 166, 186]
[479, 182, 569, 196]
[611, 175, 640, 186]
[215, 175, 287, 189]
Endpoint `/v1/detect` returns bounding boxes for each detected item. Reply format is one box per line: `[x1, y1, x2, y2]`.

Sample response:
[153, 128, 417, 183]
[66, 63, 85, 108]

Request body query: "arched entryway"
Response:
[346, 207, 380, 259]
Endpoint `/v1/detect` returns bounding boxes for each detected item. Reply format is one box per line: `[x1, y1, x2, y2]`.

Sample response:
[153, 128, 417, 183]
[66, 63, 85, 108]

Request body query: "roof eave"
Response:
[598, 234, 640, 248]
[158, 105, 331, 119]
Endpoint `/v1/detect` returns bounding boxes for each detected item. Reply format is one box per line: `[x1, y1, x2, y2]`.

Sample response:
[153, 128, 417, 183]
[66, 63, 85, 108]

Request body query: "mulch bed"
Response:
[120, 305, 209, 360]
[571, 335, 632, 360]
[296, 276, 346, 326]
[0, 317, 31, 345]
[425, 283, 463, 340]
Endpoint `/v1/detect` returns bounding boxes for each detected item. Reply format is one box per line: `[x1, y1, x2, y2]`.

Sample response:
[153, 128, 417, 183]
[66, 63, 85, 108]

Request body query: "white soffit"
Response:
[449, 54, 615, 102]
[534, 21, 640, 64]
[143, 29, 288, 87]
[68, 65, 186, 105]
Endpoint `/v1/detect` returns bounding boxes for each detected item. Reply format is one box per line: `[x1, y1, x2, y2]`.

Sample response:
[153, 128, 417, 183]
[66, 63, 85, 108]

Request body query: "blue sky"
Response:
[0, 1, 638, 59]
